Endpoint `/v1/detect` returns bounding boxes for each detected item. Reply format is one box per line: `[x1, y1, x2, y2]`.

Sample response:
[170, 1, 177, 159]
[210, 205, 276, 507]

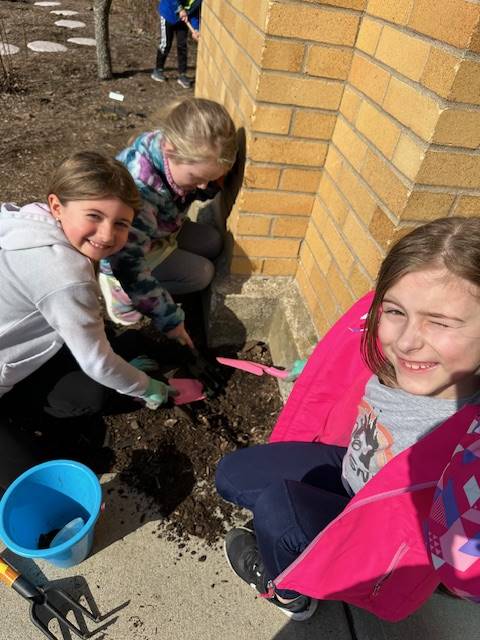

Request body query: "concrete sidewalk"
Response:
[1, 473, 478, 640]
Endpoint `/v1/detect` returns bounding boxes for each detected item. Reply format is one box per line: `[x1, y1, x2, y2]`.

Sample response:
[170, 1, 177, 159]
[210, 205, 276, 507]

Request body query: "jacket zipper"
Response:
[273, 481, 435, 589]
[370, 542, 410, 599]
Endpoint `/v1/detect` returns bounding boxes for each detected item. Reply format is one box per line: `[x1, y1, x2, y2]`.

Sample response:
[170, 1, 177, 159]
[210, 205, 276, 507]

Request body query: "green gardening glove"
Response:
[286, 358, 308, 382]
[140, 377, 178, 410]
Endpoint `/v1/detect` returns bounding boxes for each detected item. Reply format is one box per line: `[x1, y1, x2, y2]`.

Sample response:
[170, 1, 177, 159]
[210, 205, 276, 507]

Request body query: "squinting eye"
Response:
[431, 321, 450, 328]
[116, 222, 131, 229]
[87, 213, 101, 220]
[384, 308, 403, 316]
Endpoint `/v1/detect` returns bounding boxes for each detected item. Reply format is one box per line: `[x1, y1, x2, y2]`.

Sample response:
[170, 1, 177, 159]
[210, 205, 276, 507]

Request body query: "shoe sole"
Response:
[282, 597, 318, 622]
[151, 75, 166, 82]
[222, 537, 318, 622]
[239, 519, 254, 533]
[98, 274, 141, 326]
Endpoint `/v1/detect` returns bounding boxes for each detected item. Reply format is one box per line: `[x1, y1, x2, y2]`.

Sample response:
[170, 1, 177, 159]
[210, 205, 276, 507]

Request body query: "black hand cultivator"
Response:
[0, 556, 103, 640]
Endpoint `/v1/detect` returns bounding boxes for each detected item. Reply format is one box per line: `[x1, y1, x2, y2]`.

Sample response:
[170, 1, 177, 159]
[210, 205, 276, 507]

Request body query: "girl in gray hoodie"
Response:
[0, 151, 177, 487]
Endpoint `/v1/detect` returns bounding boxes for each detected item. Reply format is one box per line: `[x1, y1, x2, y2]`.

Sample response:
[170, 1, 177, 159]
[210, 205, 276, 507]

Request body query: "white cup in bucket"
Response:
[0, 459, 102, 568]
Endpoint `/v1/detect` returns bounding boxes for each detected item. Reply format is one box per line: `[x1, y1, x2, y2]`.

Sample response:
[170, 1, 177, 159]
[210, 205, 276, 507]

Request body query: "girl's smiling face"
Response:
[48, 194, 134, 261]
[378, 268, 480, 400]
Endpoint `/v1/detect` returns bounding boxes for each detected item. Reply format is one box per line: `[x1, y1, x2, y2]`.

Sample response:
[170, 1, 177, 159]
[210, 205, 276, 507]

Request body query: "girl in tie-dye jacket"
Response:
[99, 98, 237, 346]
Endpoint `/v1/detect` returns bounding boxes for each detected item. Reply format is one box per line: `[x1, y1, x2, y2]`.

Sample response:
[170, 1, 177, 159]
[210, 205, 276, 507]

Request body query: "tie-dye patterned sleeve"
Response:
[109, 223, 185, 333]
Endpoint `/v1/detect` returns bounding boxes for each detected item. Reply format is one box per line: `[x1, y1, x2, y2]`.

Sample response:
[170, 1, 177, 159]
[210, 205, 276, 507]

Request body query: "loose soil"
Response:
[1, 1, 284, 546]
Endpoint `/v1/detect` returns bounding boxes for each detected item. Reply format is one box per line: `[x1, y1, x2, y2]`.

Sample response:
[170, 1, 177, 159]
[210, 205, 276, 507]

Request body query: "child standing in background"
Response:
[152, 0, 202, 88]
[0, 152, 177, 488]
[98, 97, 237, 348]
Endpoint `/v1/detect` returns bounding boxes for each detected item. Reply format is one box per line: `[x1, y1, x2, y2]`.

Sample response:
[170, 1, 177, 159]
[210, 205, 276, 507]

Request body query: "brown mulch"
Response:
[1, 0, 284, 547]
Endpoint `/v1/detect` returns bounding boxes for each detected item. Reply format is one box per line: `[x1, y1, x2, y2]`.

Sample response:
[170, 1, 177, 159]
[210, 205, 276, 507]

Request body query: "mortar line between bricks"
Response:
[270, 0, 365, 18]
[354, 49, 480, 110]
[198, 34, 253, 125]
[335, 111, 480, 194]
[345, 85, 480, 159]
[361, 13, 480, 59]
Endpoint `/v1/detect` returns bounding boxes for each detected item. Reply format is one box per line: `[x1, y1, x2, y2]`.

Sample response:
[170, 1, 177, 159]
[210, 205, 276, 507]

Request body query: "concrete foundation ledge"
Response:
[205, 274, 319, 369]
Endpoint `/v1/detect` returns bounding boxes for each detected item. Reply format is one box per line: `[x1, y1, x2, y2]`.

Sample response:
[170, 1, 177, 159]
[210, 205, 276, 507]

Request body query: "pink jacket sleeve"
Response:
[269, 293, 374, 445]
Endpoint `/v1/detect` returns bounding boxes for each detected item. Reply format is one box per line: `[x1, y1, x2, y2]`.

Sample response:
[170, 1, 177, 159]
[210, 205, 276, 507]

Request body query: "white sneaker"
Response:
[98, 272, 143, 326]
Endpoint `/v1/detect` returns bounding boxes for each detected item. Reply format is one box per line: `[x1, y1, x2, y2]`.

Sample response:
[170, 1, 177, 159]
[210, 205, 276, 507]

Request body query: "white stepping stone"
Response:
[67, 37, 96, 46]
[27, 40, 68, 53]
[35, 1, 61, 5]
[54, 19, 86, 29]
[0, 43, 20, 55]
[51, 10, 79, 16]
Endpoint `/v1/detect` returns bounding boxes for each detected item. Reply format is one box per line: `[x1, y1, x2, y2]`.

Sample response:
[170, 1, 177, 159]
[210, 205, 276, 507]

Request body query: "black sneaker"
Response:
[270, 593, 318, 621]
[223, 528, 318, 621]
[177, 75, 192, 89]
[224, 528, 268, 593]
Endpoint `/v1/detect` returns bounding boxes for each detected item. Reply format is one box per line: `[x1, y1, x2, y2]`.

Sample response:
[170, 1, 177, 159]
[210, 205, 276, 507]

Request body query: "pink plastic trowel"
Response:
[168, 378, 206, 405]
[216, 357, 290, 379]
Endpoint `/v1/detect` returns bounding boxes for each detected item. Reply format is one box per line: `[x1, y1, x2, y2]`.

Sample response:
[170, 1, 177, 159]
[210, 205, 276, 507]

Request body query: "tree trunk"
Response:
[93, 0, 113, 80]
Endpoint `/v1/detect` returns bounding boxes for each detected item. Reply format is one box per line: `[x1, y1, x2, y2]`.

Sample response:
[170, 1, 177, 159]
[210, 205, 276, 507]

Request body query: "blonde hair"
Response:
[362, 216, 480, 384]
[156, 97, 237, 168]
[47, 151, 142, 213]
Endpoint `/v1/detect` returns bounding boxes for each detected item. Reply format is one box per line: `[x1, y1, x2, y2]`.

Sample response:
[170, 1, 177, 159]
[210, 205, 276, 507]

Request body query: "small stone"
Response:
[54, 20, 86, 29]
[51, 9, 79, 15]
[67, 37, 96, 46]
[0, 43, 20, 55]
[27, 41, 67, 53]
[198, 555, 207, 562]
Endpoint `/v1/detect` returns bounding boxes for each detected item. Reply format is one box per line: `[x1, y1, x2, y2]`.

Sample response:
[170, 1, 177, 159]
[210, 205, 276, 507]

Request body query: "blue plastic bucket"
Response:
[0, 460, 102, 568]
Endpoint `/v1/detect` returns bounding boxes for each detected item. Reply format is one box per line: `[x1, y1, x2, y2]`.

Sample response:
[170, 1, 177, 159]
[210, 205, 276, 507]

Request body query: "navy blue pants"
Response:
[216, 442, 350, 599]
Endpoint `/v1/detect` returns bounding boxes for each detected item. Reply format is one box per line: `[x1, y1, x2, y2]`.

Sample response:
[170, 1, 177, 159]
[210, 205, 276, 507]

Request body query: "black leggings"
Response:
[156, 17, 188, 74]
[0, 330, 160, 490]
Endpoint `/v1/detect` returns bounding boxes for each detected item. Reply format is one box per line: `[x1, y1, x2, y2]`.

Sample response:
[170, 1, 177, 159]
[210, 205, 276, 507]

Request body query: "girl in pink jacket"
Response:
[216, 216, 480, 621]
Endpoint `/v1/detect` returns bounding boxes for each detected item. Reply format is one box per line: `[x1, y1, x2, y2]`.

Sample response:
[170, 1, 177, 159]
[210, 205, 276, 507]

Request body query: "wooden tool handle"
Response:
[185, 19, 198, 35]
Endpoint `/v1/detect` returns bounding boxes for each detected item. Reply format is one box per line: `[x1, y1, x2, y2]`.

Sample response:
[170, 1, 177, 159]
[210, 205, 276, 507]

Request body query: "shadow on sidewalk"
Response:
[0, 549, 128, 640]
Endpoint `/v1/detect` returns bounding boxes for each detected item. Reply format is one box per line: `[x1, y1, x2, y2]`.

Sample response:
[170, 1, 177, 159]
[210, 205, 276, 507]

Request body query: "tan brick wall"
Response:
[196, 0, 361, 281]
[196, 0, 480, 336]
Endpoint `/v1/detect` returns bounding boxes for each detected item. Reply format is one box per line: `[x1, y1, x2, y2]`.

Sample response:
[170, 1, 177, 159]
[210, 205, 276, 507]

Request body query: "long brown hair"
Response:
[47, 151, 142, 213]
[362, 216, 480, 384]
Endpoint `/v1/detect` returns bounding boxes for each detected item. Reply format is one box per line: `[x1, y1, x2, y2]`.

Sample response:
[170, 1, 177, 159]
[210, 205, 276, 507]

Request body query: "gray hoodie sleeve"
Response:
[37, 281, 149, 396]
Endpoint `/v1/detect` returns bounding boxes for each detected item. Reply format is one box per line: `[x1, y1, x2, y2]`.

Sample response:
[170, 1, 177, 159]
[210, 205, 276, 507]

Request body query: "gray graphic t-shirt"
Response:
[342, 375, 480, 495]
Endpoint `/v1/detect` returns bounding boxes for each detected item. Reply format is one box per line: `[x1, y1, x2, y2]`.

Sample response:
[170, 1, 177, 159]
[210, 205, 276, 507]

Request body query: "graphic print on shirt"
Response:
[346, 399, 394, 486]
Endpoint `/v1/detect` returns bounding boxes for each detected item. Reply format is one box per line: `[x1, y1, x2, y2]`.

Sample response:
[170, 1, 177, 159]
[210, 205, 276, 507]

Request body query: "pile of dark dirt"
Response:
[106, 339, 282, 545]
[10, 318, 283, 546]
[1, 0, 284, 547]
